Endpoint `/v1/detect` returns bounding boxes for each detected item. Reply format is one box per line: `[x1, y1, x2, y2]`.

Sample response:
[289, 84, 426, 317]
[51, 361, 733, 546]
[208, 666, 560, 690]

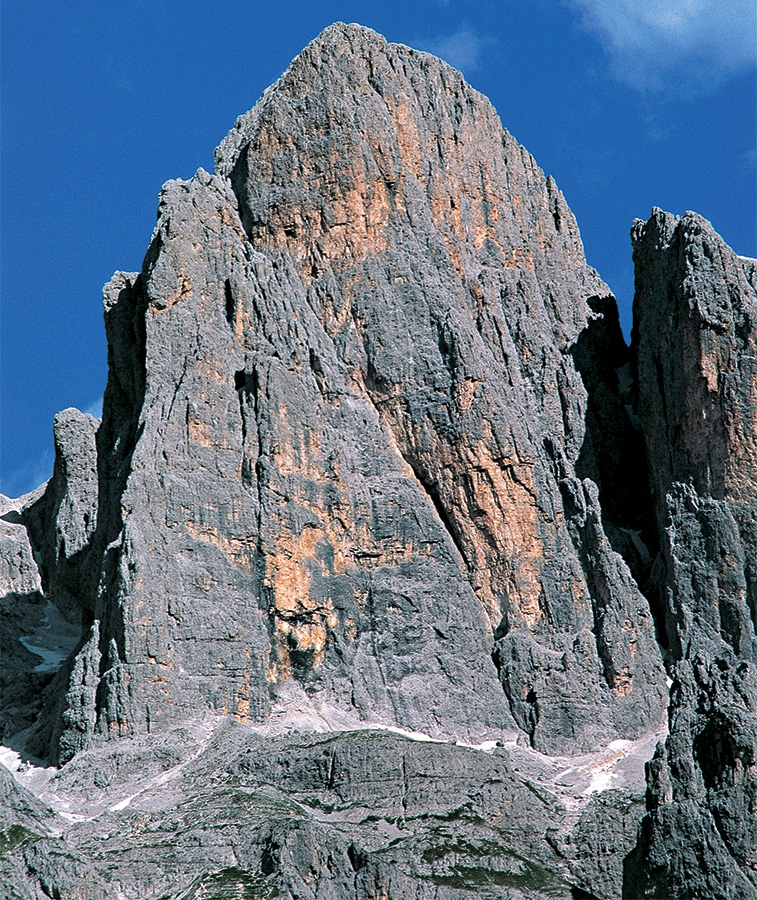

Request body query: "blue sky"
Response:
[2, 0, 755, 497]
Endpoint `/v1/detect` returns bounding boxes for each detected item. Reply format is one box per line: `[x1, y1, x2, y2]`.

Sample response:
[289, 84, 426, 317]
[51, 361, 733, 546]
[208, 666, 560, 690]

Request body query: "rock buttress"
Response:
[1, 410, 97, 753]
[625, 210, 757, 899]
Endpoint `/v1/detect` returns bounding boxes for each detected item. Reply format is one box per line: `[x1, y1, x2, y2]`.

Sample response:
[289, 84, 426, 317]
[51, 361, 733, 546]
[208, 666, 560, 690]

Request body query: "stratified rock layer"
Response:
[1, 715, 654, 900]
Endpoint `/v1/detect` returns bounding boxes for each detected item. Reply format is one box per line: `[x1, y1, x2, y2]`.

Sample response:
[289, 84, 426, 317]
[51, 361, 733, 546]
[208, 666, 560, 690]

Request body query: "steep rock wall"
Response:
[625, 210, 757, 898]
[1, 23, 754, 900]
[16, 24, 666, 762]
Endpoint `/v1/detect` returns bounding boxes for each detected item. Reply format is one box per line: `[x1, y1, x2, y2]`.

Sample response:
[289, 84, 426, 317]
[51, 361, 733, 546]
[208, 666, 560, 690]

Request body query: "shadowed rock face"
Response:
[624, 211, 757, 899]
[0, 22, 753, 900]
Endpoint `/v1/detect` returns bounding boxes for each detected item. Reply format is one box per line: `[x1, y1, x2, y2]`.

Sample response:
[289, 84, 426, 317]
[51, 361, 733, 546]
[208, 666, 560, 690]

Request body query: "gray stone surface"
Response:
[1, 22, 753, 900]
[624, 210, 757, 898]
[23, 408, 99, 626]
[2, 714, 661, 900]
[26, 22, 664, 765]
[1, 479, 84, 750]
[0, 763, 110, 900]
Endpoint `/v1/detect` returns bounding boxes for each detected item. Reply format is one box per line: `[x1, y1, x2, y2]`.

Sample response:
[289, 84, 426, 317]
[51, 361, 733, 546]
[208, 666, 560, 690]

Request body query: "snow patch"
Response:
[19, 600, 81, 673]
[0, 745, 23, 772]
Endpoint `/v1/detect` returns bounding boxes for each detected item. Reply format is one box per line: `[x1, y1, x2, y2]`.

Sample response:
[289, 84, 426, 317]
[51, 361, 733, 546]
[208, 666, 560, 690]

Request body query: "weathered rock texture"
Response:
[624, 210, 757, 898]
[0, 22, 753, 900]
[0, 488, 48, 743]
[15, 22, 665, 763]
[0, 763, 110, 900]
[214, 27, 666, 757]
[1, 716, 652, 900]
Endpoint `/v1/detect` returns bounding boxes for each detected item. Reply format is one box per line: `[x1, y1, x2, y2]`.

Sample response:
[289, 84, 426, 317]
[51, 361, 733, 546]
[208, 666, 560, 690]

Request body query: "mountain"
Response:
[1, 23, 755, 900]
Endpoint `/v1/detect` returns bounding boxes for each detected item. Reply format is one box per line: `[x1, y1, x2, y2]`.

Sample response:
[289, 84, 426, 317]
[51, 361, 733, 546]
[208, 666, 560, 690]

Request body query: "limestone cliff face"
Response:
[625, 211, 757, 899]
[2, 22, 754, 900]
[12, 23, 667, 762]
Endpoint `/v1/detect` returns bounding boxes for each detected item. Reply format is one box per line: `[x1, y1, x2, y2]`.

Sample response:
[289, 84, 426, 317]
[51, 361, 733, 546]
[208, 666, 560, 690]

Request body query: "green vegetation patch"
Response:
[413, 802, 484, 825]
[521, 779, 558, 808]
[187, 787, 309, 823]
[294, 795, 339, 814]
[0, 824, 40, 854]
[430, 859, 567, 893]
[422, 835, 510, 863]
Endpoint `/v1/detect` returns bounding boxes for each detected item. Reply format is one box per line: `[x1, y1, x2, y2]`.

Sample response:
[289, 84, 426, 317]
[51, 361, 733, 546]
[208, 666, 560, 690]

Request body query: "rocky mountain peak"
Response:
[1, 24, 754, 900]
[215, 22, 589, 340]
[83, 21, 667, 759]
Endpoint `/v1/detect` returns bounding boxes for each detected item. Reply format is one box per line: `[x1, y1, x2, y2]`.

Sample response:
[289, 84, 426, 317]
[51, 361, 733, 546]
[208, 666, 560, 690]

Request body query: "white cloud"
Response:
[416, 26, 493, 74]
[83, 396, 104, 419]
[568, 0, 757, 90]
